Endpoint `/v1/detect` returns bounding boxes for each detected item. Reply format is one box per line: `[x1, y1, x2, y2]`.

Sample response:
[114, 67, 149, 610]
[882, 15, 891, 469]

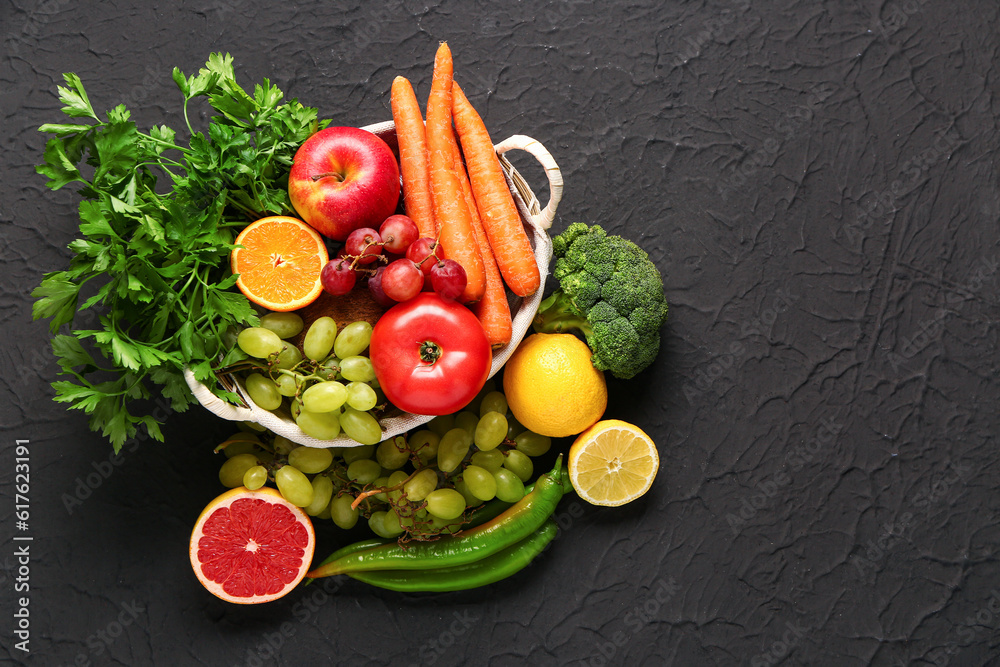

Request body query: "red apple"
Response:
[288, 127, 400, 241]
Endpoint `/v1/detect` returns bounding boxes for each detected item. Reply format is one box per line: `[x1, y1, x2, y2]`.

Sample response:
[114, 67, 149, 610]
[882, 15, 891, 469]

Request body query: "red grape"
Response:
[379, 215, 420, 254]
[345, 228, 383, 265]
[381, 259, 424, 302]
[320, 258, 357, 295]
[406, 237, 441, 276]
[429, 259, 468, 300]
[367, 265, 398, 307]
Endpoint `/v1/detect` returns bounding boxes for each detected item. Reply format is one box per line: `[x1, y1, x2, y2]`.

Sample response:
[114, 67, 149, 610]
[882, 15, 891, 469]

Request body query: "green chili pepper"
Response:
[306, 455, 567, 578]
[303, 537, 390, 586]
[305, 481, 538, 586]
[452, 472, 568, 528]
[346, 519, 558, 592]
[455, 478, 538, 527]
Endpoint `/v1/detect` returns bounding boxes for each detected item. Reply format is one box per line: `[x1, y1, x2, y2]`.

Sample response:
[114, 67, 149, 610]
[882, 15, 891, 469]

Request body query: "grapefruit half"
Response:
[190, 486, 316, 604]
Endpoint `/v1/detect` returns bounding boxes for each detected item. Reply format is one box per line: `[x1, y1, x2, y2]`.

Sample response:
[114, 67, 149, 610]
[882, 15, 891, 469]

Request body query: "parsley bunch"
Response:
[32, 53, 328, 450]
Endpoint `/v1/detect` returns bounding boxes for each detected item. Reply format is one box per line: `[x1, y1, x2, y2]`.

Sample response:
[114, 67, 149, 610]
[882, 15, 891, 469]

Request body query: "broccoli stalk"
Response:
[532, 223, 668, 379]
[534, 291, 594, 337]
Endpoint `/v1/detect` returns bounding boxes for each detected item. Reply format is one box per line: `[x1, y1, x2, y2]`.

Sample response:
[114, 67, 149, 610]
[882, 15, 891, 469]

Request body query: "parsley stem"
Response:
[182, 97, 194, 137]
[200, 286, 222, 340]
[173, 263, 201, 304]
[137, 158, 183, 171]
[225, 195, 259, 219]
[118, 371, 149, 398]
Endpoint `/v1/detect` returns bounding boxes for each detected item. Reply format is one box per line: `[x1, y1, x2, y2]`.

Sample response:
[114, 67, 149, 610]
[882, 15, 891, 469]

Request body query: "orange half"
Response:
[231, 216, 328, 312]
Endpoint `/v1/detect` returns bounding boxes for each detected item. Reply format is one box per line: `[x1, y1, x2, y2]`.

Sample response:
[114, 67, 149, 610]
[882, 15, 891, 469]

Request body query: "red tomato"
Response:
[370, 292, 492, 415]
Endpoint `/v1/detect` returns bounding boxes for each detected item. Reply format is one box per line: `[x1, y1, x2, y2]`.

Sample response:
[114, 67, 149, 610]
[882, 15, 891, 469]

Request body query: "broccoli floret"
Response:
[533, 223, 668, 379]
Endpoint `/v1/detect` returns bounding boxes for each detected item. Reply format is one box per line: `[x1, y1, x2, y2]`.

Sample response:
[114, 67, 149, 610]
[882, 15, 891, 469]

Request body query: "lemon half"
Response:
[568, 420, 659, 507]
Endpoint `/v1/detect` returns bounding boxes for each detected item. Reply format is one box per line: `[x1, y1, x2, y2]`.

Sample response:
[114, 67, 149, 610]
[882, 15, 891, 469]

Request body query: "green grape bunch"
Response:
[224, 313, 385, 445]
[213, 379, 555, 544]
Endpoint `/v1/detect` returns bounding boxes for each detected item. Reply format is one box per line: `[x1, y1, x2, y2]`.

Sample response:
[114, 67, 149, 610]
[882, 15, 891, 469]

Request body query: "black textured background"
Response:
[2, 0, 1000, 665]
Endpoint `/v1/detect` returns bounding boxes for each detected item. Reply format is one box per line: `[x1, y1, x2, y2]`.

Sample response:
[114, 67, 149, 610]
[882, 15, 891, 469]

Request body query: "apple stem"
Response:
[310, 171, 344, 182]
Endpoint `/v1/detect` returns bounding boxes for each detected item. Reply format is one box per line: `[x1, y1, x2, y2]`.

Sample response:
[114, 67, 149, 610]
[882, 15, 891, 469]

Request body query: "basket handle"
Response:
[494, 135, 563, 230]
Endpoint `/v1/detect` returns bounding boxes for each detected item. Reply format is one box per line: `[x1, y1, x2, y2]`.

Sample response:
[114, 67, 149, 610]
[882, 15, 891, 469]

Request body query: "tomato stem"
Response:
[419, 341, 442, 364]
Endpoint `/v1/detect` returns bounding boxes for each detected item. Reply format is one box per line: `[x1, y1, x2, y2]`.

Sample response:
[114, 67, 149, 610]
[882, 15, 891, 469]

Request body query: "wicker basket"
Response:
[183, 121, 563, 448]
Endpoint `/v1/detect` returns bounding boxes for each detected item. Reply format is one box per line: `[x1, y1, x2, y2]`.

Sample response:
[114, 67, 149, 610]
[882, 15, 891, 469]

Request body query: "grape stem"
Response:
[350, 468, 423, 510]
[212, 433, 263, 454]
[216, 359, 268, 375]
[274, 368, 326, 384]
[412, 236, 443, 271]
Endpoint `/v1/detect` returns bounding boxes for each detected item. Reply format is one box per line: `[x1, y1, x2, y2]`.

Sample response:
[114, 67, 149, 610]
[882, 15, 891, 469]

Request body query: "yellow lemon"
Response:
[568, 420, 659, 506]
[502, 333, 607, 438]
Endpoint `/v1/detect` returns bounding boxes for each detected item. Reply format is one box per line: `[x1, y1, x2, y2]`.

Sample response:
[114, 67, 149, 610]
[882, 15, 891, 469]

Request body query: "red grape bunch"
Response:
[320, 214, 468, 304]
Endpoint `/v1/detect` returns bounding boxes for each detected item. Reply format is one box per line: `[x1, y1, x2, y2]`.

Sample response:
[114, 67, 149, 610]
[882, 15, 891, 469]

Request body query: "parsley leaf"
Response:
[33, 53, 325, 451]
[55, 73, 100, 120]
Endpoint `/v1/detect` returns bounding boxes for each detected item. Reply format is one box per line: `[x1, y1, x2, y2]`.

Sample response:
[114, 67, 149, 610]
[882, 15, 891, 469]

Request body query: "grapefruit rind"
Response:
[189, 486, 316, 604]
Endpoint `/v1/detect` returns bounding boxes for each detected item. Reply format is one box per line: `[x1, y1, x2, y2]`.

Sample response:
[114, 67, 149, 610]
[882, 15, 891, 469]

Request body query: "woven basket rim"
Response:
[185, 121, 558, 448]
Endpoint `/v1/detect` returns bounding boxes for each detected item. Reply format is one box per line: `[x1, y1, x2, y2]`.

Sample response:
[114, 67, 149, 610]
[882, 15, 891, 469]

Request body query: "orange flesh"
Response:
[232, 217, 327, 311]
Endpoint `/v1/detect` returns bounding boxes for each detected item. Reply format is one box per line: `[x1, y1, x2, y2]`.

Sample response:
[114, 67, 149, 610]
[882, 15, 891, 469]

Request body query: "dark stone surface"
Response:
[2, 0, 999, 665]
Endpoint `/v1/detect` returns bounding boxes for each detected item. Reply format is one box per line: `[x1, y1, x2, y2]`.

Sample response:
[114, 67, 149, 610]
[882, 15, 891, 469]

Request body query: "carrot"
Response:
[425, 42, 485, 303]
[451, 82, 540, 297]
[390, 76, 436, 238]
[450, 128, 512, 347]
